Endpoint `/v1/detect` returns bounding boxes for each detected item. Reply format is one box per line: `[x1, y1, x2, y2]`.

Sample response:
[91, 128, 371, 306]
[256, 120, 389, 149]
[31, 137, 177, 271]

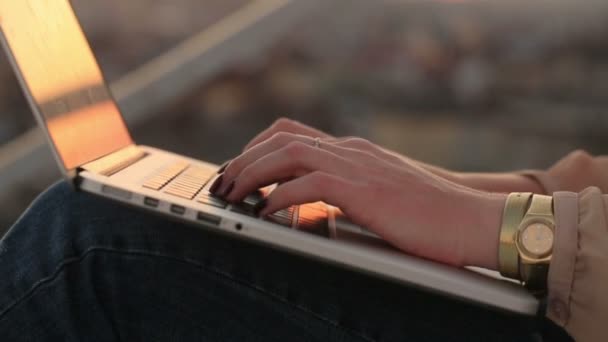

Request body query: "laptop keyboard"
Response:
[142, 161, 329, 236]
[142, 161, 190, 191]
[164, 166, 216, 200]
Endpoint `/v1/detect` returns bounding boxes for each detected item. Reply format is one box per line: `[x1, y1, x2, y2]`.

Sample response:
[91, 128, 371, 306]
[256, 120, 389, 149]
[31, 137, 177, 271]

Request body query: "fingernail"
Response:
[220, 180, 235, 198]
[253, 198, 268, 217]
[209, 174, 223, 194]
[216, 160, 230, 174]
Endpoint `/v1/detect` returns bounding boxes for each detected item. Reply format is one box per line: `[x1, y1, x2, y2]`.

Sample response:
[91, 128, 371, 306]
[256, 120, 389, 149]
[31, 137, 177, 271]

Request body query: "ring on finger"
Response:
[313, 137, 321, 149]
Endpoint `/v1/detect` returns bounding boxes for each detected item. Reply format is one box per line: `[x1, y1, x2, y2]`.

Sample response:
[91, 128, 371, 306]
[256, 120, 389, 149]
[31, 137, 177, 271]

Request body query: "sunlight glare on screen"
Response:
[0, 0, 132, 170]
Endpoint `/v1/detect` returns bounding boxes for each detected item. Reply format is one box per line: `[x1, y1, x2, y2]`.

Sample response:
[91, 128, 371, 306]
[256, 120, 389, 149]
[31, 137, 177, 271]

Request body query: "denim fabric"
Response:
[0, 181, 569, 341]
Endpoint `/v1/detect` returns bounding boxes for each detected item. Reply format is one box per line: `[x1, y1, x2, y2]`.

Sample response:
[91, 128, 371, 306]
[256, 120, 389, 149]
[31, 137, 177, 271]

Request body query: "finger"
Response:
[244, 118, 333, 151]
[258, 171, 363, 218]
[224, 142, 361, 202]
[222, 132, 312, 191]
[222, 134, 380, 195]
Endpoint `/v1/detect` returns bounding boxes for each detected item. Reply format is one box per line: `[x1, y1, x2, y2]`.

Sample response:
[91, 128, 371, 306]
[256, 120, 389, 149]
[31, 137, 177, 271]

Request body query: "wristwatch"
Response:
[499, 193, 554, 293]
[515, 194, 555, 292]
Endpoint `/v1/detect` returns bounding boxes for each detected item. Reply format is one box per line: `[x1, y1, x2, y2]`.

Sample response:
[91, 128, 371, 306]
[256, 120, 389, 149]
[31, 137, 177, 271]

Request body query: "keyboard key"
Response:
[143, 161, 189, 190]
[296, 204, 330, 238]
[227, 191, 269, 217]
[163, 166, 213, 199]
[165, 187, 197, 199]
[242, 190, 264, 205]
[273, 208, 294, 220]
[266, 214, 292, 227]
[259, 206, 294, 228]
[197, 193, 228, 209]
[229, 202, 257, 217]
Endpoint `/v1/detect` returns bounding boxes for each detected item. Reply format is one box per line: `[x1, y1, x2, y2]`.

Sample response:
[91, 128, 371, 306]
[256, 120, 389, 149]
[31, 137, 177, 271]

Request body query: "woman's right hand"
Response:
[244, 118, 431, 174]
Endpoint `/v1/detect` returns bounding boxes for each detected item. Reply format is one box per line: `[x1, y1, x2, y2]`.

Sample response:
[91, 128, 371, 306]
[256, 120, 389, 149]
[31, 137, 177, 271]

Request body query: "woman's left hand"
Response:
[212, 132, 506, 270]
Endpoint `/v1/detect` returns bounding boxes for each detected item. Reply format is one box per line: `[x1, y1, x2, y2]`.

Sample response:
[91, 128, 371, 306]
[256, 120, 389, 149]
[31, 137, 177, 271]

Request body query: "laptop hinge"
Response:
[81, 145, 148, 177]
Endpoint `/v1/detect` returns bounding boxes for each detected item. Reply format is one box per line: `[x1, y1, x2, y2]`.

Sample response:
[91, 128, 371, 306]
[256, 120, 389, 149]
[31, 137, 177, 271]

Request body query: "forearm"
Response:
[453, 173, 546, 194]
[415, 150, 608, 195]
[413, 160, 546, 194]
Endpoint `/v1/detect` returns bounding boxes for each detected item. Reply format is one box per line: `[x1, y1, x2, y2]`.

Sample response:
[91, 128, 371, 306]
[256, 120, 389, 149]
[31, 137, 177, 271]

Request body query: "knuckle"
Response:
[224, 157, 242, 177]
[344, 137, 375, 151]
[569, 149, 593, 165]
[274, 183, 297, 202]
[238, 164, 258, 187]
[284, 141, 309, 158]
[270, 131, 294, 144]
[274, 117, 295, 129]
[556, 149, 594, 181]
[349, 137, 371, 147]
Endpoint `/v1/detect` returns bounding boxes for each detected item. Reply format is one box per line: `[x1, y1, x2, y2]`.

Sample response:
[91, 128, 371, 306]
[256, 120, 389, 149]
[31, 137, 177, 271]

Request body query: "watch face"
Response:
[521, 222, 554, 257]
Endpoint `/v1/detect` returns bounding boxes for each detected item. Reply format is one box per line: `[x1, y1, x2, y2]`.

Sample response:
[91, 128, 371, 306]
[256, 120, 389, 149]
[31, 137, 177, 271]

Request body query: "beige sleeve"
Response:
[547, 188, 608, 342]
[518, 151, 608, 341]
[518, 150, 608, 195]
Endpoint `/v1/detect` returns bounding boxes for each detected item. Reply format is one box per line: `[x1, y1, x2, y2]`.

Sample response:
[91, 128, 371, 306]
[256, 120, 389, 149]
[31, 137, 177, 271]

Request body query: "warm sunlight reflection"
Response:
[0, 0, 132, 169]
[46, 101, 133, 170]
[1, 0, 104, 101]
[298, 202, 328, 223]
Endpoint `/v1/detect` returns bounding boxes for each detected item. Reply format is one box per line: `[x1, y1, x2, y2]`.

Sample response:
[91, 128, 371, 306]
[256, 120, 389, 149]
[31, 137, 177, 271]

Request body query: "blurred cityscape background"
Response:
[1, 0, 607, 231]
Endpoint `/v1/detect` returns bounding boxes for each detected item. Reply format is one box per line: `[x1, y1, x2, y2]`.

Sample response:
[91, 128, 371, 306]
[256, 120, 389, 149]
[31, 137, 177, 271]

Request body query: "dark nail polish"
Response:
[217, 160, 230, 174]
[253, 199, 268, 217]
[209, 174, 223, 194]
[220, 180, 235, 198]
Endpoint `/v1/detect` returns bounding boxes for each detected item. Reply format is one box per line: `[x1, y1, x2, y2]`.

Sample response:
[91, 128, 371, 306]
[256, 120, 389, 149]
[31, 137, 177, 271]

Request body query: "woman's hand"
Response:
[243, 118, 545, 195]
[213, 118, 507, 270]
[243, 118, 428, 172]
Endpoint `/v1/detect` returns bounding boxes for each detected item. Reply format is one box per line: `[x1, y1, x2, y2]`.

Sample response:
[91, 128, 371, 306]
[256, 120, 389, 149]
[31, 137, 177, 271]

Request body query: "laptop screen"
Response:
[0, 0, 133, 171]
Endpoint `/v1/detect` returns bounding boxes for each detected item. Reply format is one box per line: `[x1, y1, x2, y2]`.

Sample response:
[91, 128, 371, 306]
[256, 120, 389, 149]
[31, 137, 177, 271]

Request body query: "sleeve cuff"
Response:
[546, 187, 608, 342]
[546, 191, 578, 325]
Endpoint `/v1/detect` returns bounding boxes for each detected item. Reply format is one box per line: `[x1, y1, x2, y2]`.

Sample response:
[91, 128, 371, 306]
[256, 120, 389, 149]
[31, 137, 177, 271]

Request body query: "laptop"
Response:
[0, 0, 538, 315]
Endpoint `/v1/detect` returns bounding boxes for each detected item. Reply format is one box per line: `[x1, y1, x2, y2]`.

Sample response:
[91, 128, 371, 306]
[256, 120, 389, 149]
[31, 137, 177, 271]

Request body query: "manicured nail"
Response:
[209, 174, 223, 194]
[220, 180, 235, 198]
[253, 199, 268, 217]
[217, 160, 230, 174]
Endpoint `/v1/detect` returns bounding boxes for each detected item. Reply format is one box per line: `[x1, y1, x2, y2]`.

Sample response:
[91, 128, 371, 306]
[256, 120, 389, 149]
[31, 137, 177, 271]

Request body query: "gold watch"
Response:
[515, 194, 555, 292]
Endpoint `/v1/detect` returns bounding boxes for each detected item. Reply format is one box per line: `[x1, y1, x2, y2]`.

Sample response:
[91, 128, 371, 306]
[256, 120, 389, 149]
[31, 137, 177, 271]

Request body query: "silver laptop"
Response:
[0, 0, 538, 315]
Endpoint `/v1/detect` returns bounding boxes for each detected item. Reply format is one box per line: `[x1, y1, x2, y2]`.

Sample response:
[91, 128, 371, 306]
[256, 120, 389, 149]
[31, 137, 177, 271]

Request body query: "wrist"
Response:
[441, 170, 464, 185]
[463, 192, 507, 270]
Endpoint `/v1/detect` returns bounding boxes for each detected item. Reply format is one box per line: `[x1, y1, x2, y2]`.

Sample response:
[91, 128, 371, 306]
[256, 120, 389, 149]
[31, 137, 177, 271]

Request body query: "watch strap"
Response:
[521, 262, 550, 295]
[526, 194, 553, 216]
[499, 192, 532, 279]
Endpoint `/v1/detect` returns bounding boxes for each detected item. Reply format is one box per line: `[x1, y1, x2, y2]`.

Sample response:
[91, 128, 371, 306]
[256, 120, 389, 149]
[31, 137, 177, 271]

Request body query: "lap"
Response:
[0, 181, 563, 341]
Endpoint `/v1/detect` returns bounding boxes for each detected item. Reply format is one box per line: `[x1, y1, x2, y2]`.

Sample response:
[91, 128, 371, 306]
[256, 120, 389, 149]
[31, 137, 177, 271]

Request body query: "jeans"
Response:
[0, 181, 571, 341]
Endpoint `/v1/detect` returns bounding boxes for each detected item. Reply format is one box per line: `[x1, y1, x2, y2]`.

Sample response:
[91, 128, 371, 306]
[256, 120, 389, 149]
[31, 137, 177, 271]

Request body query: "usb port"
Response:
[144, 197, 159, 207]
[197, 212, 221, 226]
[101, 185, 132, 200]
[170, 205, 186, 215]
